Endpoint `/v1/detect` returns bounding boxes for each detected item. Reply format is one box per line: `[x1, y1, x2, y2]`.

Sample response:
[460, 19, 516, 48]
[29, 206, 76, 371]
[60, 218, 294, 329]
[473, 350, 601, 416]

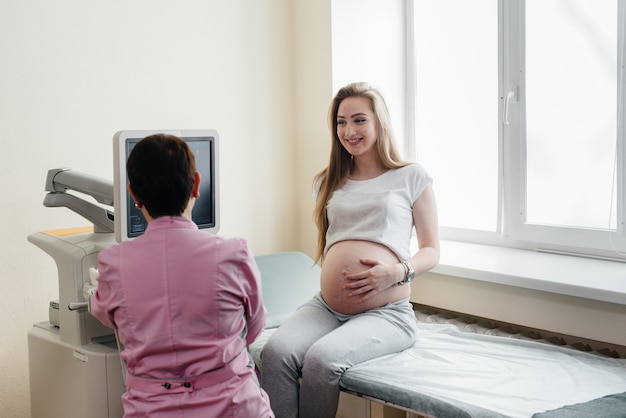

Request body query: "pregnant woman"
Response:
[261, 82, 440, 418]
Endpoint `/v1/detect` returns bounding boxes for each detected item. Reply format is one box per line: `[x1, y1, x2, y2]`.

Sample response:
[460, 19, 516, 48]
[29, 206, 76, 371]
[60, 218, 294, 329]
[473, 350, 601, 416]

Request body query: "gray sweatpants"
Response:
[260, 292, 418, 418]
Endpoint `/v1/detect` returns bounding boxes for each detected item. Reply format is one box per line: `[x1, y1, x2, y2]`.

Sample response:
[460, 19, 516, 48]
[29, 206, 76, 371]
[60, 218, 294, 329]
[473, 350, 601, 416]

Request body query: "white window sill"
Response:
[431, 240, 626, 306]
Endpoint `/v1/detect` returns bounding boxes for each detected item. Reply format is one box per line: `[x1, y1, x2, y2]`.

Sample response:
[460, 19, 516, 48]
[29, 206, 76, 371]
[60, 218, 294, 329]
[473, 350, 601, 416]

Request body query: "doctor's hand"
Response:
[83, 267, 100, 313]
[88, 267, 100, 286]
[343, 258, 403, 303]
[83, 267, 99, 300]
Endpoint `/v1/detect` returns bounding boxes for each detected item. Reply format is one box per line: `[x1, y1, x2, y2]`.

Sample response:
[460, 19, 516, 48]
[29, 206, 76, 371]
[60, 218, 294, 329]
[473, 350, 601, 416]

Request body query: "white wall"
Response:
[0, 1, 332, 416]
[293, 0, 334, 258]
[331, 0, 407, 156]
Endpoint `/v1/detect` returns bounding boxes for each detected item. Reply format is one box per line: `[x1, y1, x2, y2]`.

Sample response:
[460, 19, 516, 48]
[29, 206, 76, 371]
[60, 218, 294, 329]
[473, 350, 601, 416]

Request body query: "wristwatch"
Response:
[398, 260, 415, 285]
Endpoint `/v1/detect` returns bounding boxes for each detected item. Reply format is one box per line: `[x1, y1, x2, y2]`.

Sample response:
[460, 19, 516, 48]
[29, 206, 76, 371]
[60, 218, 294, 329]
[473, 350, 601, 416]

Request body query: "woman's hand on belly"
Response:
[343, 258, 404, 303]
[321, 241, 411, 314]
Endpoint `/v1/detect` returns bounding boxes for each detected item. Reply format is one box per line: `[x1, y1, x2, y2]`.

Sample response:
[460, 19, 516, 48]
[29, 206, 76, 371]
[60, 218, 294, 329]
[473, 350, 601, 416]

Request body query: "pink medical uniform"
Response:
[91, 216, 274, 418]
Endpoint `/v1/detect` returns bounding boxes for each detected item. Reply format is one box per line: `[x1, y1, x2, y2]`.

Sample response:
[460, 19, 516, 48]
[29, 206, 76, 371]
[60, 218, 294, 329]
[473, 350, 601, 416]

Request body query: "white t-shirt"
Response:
[320, 164, 432, 260]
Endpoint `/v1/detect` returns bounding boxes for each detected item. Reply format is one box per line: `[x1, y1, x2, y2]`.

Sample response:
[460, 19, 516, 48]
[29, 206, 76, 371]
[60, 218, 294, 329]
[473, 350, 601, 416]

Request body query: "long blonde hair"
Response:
[313, 82, 409, 263]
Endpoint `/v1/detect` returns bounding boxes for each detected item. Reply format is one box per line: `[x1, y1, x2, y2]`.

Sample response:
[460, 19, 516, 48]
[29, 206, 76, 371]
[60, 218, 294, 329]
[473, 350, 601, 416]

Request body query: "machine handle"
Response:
[68, 302, 88, 311]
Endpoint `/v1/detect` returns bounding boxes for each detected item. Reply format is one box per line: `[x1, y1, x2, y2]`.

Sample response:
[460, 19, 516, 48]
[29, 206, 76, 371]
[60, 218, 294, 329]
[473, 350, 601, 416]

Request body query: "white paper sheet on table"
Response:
[341, 322, 626, 418]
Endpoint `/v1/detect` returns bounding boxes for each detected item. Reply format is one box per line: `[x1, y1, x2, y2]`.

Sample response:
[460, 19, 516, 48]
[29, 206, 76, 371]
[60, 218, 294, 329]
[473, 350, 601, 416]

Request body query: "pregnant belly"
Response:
[321, 240, 411, 315]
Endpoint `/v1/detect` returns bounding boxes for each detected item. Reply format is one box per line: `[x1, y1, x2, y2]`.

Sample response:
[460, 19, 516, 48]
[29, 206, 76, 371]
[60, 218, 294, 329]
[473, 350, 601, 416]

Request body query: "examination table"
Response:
[252, 252, 626, 418]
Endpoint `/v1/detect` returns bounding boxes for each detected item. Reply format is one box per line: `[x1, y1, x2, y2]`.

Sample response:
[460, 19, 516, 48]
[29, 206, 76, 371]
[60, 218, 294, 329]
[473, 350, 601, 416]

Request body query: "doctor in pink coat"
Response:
[90, 133, 274, 417]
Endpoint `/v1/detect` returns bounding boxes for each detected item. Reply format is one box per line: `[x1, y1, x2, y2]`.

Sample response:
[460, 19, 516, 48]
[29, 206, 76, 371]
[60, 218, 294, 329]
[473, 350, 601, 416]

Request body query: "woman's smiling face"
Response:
[336, 96, 378, 158]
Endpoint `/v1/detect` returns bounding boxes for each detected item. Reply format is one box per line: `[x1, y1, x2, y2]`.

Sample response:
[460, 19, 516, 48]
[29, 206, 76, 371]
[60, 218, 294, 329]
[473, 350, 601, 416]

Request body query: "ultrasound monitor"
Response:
[113, 129, 219, 242]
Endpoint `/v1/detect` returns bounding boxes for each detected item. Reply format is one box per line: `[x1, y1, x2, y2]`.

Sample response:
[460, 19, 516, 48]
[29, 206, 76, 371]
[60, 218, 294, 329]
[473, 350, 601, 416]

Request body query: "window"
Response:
[413, 1, 498, 233]
[523, 1, 617, 231]
[416, 0, 626, 260]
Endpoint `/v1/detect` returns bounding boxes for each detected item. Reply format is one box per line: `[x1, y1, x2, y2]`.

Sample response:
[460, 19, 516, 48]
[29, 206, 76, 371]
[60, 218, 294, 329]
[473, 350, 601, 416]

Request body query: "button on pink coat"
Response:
[91, 216, 273, 418]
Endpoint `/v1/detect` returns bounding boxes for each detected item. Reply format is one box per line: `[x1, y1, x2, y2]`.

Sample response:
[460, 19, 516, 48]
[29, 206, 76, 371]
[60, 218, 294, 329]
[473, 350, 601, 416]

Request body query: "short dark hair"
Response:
[127, 133, 196, 218]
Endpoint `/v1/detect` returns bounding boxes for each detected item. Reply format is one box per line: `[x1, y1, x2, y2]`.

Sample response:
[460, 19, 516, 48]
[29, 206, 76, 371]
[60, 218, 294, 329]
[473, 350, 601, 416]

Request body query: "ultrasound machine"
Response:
[27, 130, 219, 418]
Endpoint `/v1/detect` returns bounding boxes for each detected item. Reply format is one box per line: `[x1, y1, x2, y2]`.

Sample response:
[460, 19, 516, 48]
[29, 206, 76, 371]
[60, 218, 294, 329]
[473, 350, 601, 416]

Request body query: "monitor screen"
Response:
[113, 130, 219, 242]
